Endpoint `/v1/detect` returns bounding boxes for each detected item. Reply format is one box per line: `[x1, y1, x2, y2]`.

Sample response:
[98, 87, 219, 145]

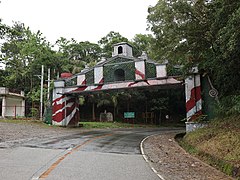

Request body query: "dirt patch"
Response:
[143, 133, 235, 180]
[0, 121, 87, 146]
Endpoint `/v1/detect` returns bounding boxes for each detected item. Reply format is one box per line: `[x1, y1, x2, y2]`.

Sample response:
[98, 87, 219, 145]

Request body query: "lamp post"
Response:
[40, 65, 44, 121]
[34, 65, 44, 121]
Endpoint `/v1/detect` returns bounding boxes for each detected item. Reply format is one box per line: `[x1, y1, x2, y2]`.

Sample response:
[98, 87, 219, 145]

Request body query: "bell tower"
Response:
[112, 42, 133, 57]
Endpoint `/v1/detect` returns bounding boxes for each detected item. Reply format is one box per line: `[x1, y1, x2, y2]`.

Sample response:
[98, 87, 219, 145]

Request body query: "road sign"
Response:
[124, 112, 135, 119]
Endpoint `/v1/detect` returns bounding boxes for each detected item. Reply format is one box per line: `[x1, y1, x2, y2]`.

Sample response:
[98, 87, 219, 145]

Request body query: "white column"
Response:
[21, 98, 25, 117]
[40, 65, 44, 121]
[77, 74, 86, 85]
[156, 64, 167, 78]
[94, 66, 103, 84]
[2, 96, 6, 118]
[135, 60, 145, 80]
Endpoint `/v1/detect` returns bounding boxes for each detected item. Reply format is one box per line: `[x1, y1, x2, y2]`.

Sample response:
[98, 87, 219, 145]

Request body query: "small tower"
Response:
[112, 42, 133, 57]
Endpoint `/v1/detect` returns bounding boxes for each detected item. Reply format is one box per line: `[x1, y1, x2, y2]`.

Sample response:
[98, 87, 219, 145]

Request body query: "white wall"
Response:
[5, 97, 24, 117]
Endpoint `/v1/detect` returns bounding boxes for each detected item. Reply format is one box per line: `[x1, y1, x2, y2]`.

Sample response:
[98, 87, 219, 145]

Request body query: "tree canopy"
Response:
[147, 0, 240, 96]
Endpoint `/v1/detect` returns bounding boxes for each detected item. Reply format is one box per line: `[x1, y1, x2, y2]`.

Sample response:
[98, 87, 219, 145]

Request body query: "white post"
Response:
[40, 65, 44, 121]
[47, 68, 50, 100]
[2, 96, 6, 118]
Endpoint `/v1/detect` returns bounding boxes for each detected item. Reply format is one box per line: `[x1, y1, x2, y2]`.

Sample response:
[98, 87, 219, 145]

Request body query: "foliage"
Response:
[98, 31, 129, 57]
[0, 22, 59, 92]
[147, 0, 240, 97]
[215, 95, 240, 117]
[55, 37, 101, 73]
[130, 34, 155, 58]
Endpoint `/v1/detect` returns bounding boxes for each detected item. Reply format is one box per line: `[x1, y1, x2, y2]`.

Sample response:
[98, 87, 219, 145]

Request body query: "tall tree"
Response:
[147, 0, 240, 96]
[98, 31, 129, 57]
[130, 34, 155, 58]
[56, 38, 101, 74]
[0, 22, 58, 92]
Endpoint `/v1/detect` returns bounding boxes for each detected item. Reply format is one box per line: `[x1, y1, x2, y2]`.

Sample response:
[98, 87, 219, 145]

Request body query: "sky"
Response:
[0, 0, 158, 44]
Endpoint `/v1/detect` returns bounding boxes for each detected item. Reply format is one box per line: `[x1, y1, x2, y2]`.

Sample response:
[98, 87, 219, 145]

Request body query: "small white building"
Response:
[0, 87, 25, 118]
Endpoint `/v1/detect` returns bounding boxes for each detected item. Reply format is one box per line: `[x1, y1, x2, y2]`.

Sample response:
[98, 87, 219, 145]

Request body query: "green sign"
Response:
[124, 112, 135, 118]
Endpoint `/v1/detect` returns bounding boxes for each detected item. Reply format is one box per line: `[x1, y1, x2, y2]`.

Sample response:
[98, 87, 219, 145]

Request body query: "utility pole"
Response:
[40, 65, 44, 121]
[47, 68, 50, 100]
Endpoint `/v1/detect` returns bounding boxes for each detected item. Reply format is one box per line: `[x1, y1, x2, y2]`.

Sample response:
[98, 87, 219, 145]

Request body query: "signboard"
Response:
[124, 112, 135, 119]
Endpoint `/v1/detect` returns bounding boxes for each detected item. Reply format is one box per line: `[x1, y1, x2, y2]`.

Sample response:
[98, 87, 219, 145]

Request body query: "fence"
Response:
[0, 105, 40, 119]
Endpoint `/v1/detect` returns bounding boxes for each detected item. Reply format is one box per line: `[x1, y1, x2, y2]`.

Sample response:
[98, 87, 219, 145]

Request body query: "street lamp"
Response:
[35, 65, 44, 121]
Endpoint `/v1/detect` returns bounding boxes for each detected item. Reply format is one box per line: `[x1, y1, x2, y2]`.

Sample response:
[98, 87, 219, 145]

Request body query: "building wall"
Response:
[4, 97, 24, 117]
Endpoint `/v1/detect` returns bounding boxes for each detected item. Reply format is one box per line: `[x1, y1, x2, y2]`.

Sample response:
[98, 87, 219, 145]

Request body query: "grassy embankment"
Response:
[177, 115, 240, 179]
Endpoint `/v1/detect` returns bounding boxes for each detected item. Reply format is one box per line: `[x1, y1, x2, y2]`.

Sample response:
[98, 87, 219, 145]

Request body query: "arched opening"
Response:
[118, 46, 123, 54]
[114, 69, 125, 81]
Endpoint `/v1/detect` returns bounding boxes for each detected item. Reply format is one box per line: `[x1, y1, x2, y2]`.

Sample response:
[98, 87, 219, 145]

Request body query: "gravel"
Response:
[143, 133, 235, 180]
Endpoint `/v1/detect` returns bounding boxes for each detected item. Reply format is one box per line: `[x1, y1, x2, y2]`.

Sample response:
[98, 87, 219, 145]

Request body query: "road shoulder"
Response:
[141, 133, 234, 180]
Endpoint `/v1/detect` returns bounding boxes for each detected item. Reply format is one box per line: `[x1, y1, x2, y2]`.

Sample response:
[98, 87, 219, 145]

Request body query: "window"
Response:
[118, 46, 123, 54]
[114, 69, 125, 81]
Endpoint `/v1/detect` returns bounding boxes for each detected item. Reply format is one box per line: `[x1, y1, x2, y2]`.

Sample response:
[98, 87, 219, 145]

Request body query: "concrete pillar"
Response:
[185, 74, 202, 121]
[21, 98, 25, 117]
[2, 96, 6, 118]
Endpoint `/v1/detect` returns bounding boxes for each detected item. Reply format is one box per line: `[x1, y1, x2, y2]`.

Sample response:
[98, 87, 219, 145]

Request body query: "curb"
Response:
[140, 134, 166, 180]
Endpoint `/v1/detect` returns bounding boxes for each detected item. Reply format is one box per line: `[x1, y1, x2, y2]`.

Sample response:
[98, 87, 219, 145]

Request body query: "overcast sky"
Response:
[0, 0, 158, 44]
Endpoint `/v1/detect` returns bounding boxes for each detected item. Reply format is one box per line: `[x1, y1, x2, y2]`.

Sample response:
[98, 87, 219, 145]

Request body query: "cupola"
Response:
[112, 42, 133, 57]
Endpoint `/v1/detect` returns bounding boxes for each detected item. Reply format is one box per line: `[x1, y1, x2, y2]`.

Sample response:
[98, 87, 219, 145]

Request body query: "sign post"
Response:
[124, 112, 135, 125]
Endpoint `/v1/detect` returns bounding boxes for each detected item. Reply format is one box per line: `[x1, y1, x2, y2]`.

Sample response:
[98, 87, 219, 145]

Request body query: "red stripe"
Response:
[189, 110, 202, 121]
[99, 78, 104, 84]
[135, 69, 145, 79]
[52, 97, 76, 123]
[52, 95, 64, 104]
[94, 84, 103, 90]
[72, 86, 88, 92]
[186, 86, 201, 112]
[81, 79, 86, 85]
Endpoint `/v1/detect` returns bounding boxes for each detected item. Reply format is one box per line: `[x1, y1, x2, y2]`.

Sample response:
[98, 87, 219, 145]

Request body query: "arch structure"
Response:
[52, 42, 202, 127]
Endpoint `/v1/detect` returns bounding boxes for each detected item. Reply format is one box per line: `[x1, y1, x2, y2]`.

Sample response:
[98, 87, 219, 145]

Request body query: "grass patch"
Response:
[0, 119, 158, 129]
[80, 121, 156, 129]
[176, 115, 240, 179]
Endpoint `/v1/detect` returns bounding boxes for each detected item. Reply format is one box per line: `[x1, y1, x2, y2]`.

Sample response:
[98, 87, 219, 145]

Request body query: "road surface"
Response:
[0, 127, 183, 180]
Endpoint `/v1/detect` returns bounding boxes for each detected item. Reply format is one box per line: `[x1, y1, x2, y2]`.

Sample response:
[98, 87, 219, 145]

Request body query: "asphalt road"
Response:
[0, 128, 182, 180]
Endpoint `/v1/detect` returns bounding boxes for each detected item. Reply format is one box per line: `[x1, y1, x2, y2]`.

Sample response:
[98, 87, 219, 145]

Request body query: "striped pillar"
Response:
[52, 80, 80, 127]
[135, 60, 145, 80]
[52, 95, 79, 126]
[185, 74, 202, 121]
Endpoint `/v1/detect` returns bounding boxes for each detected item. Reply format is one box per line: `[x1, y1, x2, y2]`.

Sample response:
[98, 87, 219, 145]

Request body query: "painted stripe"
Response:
[186, 99, 202, 119]
[81, 79, 86, 85]
[186, 86, 201, 112]
[135, 69, 145, 79]
[39, 134, 113, 179]
[140, 134, 166, 180]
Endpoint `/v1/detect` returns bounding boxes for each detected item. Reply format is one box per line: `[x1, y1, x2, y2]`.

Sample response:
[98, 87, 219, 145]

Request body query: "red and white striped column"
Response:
[52, 78, 80, 127]
[185, 74, 202, 121]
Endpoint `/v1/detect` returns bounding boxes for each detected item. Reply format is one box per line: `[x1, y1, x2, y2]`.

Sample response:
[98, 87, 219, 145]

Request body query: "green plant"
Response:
[30, 108, 39, 118]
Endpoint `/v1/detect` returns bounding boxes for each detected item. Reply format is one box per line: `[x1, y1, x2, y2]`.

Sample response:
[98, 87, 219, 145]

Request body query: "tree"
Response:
[56, 38, 101, 73]
[0, 22, 59, 92]
[147, 0, 240, 97]
[98, 31, 129, 57]
[130, 34, 155, 58]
